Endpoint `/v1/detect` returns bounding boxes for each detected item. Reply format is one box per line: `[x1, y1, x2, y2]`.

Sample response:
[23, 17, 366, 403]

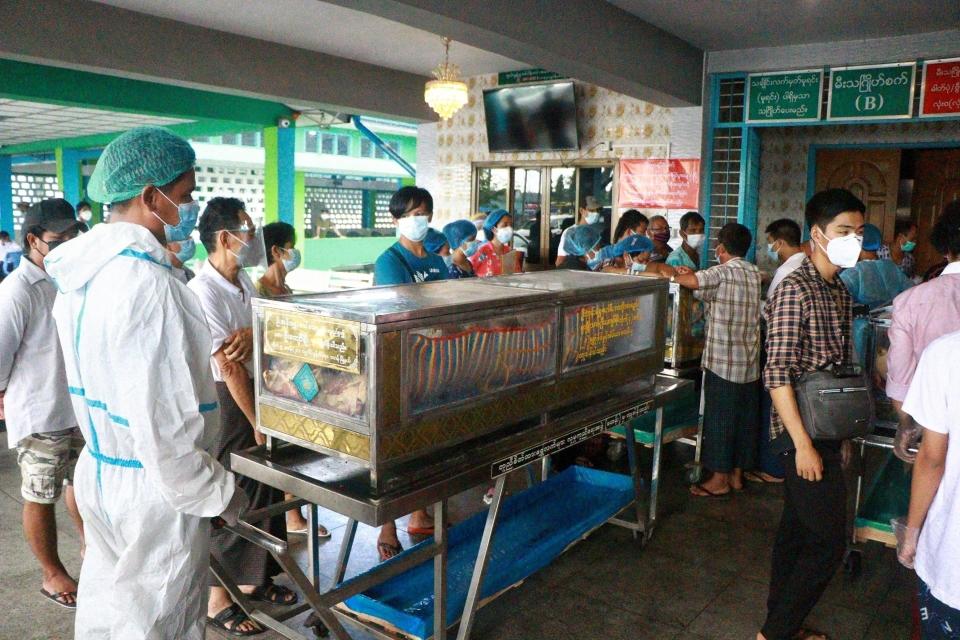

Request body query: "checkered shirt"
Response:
[763, 257, 854, 440]
[694, 257, 762, 384]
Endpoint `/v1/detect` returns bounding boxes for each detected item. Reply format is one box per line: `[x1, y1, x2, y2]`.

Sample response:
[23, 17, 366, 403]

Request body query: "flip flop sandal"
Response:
[207, 603, 264, 637]
[40, 588, 77, 609]
[377, 541, 403, 562]
[249, 583, 299, 606]
[745, 471, 784, 484]
[689, 483, 732, 499]
[407, 522, 452, 536]
[287, 524, 331, 538]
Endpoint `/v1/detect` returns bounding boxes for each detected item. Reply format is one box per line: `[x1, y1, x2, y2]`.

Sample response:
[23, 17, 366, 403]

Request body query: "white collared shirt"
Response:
[0, 257, 76, 447]
[188, 262, 256, 382]
[902, 329, 960, 610]
[767, 251, 807, 298]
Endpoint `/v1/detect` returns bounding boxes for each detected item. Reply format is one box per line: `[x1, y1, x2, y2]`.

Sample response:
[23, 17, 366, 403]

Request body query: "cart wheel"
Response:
[685, 466, 702, 484]
[843, 548, 862, 578]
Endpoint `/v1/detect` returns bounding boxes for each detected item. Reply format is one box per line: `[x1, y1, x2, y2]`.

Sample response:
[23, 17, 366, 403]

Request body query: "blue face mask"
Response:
[464, 240, 482, 257]
[442, 254, 453, 268]
[585, 211, 601, 225]
[629, 260, 647, 273]
[766, 243, 780, 263]
[282, 247, 301, 272]
[156, 190, 200, 242]
[174, 237, 196, 264]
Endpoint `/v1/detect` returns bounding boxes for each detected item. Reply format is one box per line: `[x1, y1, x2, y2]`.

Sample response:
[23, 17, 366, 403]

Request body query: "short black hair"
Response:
[0, 231, 9, 239]
[614, 210, 648, 241]
[895, 218, 917, 238]
[198, 197, 246, 252]
[76, 200, 91, 211]
[21, 225, 44, 246]
[764, 218, 802, 247]
[263, 221, 296, 265]
[804, 188, 866, 231]
[389, 186, 432, 219]
[717, 222, 752, 258]
[931, 200, 960, 258]
[679, 211, 705, 231]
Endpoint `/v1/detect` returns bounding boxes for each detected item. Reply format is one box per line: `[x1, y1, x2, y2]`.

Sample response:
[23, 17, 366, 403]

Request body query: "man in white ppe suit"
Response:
[45, 126, 248, 639]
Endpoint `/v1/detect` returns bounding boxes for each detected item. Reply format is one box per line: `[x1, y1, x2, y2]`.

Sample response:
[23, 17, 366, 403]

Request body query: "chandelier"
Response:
[424, 37, 469, 120]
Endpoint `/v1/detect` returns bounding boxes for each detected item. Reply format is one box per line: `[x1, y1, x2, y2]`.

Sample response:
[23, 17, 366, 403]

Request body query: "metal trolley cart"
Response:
[844, 308, 913, 576]
[213, 272, 693, 639]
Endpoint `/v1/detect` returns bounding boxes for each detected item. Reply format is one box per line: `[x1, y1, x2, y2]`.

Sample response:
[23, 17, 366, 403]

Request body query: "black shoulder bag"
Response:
[793, 324, 874, 441]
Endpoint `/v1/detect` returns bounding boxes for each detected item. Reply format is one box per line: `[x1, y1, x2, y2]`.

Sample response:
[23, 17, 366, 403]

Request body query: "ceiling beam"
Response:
[0, 0, 434, 122]
[326, 0, 703, 107]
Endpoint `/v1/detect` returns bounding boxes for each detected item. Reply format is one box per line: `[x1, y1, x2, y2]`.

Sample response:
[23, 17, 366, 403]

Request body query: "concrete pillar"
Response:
[55, 147, 83, 206]
[0, 156, 12, 234]
[263, 125, 296, 225]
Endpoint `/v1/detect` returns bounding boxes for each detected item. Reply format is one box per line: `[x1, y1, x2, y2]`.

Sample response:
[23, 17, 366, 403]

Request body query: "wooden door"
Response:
[911, 149, 960, 275]
[815, 149, 901, 242]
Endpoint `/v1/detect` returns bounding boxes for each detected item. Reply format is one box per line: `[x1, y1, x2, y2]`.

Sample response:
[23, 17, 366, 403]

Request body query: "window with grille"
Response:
[193, 165, 266, 225]
[337, 136, 349, 156]
[717, 77, 745, 124]
[360, 138, 374, 158]
[375, 141, 399, 160]
[708, 128, 743, 263]
[305, 131, 320, 153]
[222, 133, 240, 145]
[321, 134, 334, 155]
[241, 132, 259, 147]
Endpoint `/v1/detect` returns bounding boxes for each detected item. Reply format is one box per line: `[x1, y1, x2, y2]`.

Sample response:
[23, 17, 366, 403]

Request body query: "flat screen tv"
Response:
[483, 81, 579, 152]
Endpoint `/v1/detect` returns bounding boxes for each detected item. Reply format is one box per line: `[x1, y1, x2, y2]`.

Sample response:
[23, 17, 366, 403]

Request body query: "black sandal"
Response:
[207, 603, 264, 637]
[249, 583, 299, 605]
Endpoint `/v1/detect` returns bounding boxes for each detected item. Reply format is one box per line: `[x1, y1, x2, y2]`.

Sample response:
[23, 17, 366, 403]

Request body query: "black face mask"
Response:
[43, 239, 67, 252]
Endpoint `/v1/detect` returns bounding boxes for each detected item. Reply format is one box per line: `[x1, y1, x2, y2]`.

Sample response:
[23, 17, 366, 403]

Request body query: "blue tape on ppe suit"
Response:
[341, 465, 634, 639]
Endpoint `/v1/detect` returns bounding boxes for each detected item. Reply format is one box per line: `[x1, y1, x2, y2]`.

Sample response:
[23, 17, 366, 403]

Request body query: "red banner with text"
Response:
[618, 159, 701, 210]
[921, 58, 960, 117]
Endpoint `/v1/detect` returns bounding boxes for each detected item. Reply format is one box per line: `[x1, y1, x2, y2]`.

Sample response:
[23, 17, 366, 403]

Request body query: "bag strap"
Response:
[388, 246, 418, 282]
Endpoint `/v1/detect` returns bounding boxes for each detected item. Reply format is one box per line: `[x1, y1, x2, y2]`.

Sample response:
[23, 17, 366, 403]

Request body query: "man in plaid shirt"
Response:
[758, 189, 865, 640]
[673, 222, 762, 498]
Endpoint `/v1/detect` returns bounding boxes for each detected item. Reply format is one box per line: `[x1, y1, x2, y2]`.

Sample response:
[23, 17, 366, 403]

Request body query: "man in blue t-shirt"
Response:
[373, 186, 449, 286]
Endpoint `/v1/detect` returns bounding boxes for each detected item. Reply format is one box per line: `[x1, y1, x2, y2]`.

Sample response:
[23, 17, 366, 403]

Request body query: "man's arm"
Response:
[214, 349, 260, 444]
[906, 429, 948, 530]
[0, 290, 28, 420]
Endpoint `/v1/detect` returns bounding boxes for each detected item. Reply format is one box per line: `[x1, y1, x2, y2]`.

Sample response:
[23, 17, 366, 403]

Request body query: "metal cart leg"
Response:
[541, 455, 551, 481]
[333, 519, 358, 587]
[853, 439, 867, 546]
[456, 474, 506, 640]
[308, 504, 321, 588]
[647, 407, 665, 543]
[624, 417, 645, 540]
[434, 500, 448, 640]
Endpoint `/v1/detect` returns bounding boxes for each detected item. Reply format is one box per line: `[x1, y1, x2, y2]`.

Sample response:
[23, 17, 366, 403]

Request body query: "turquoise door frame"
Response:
[0, 156, 12, 233]
[702, 65, 960, 263]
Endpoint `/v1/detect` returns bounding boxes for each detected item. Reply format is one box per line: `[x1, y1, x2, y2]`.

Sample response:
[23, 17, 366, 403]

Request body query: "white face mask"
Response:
[815, 230, 862, 269]
[584, 211, 600, 225]
[686, 233, 704, 249]
[496, 226, 514, 244]
[396, 215, 430, 243]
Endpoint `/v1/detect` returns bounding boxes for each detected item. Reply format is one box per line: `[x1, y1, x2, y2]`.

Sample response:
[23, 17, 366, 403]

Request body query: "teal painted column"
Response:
[0, 156, 12, 234]
[55, 147, 84, 206]
[361, 177, 375, 229]
[263, 124, 296, 225]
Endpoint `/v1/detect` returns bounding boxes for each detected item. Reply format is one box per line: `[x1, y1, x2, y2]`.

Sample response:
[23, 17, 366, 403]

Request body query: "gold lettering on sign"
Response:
[573, 300, 640, 363]
[263, 309, 361, 373]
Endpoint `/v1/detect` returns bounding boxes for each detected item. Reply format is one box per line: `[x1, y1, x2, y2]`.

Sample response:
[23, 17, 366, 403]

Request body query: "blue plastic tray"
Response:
[341, 466, 635, 639]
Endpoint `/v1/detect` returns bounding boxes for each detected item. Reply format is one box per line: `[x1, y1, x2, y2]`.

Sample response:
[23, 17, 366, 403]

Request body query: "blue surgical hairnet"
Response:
[613, 234, 654, 256]
[564, 224, 602, 257]
[861, 223, 882, 252]
[87, 126, 196, 204]
[443, 219, 477, 250]
[424, 228, 449, 254]
[483, 209, 511, 232]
